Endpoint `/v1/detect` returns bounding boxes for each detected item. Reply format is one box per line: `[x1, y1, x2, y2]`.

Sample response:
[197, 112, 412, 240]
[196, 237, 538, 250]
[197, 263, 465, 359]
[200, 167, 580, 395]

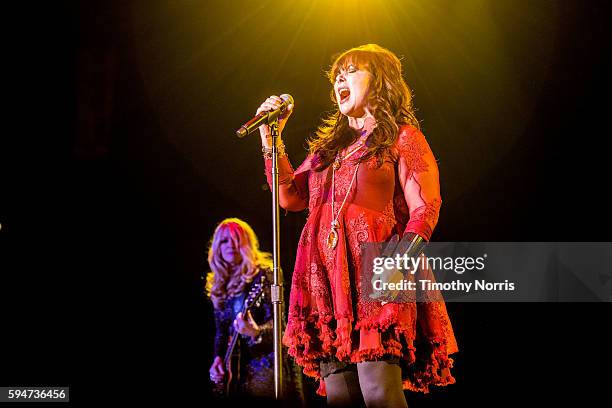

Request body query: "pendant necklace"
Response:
[332, 132, 368, 170]
[327, 140, 366, 250]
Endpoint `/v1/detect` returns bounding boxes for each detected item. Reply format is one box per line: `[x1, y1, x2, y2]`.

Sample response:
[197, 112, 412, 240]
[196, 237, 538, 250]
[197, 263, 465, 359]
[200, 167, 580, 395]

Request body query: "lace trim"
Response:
[397, 128, 430, 179]
[410, 198, 441, 225]
[282, 311, 456, 397]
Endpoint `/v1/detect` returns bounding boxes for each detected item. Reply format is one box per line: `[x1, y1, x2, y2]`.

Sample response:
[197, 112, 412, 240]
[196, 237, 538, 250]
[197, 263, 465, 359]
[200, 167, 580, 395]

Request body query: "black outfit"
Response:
[212, 268, 304, 402]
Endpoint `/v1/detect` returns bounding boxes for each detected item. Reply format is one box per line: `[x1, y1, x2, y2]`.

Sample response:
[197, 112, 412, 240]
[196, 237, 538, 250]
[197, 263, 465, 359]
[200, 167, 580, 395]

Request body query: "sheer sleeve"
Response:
[396, 126, 442, 241]
[213, 305, 231, 358]
[263, 155, 311, 212]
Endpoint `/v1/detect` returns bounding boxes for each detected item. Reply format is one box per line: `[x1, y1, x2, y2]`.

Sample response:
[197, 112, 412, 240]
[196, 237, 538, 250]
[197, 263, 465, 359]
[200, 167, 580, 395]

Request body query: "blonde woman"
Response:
[206, 218, 302, 402]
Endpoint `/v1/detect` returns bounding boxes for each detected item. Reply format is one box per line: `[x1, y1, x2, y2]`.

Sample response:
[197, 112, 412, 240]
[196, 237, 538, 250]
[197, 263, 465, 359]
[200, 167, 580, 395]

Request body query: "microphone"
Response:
[236, 94, 294, 138]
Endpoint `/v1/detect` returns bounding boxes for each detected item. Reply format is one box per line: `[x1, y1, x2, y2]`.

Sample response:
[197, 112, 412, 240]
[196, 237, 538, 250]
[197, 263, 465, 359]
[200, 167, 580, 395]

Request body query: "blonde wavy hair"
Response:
[308, 43, 420, 171]
[205, 218, 272, 309]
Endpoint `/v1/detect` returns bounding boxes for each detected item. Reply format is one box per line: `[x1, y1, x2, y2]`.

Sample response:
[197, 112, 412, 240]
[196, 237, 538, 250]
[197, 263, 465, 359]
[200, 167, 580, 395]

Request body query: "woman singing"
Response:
[257, 44, 458, 407]
[206, 218, 303, 402]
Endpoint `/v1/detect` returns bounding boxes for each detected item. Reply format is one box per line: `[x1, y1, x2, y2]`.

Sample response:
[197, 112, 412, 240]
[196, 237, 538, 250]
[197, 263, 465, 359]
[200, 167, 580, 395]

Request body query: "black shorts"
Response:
[320, 357, 401, 378]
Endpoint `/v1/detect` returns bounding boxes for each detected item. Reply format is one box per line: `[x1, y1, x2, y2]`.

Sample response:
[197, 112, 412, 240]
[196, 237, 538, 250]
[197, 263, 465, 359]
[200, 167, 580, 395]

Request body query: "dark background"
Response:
[2, 0, 611, 405]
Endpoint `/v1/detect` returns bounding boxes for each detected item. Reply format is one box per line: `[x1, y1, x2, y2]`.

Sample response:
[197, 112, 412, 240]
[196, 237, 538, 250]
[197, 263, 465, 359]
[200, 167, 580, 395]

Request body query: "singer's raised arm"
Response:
[263, 154, 310, 212]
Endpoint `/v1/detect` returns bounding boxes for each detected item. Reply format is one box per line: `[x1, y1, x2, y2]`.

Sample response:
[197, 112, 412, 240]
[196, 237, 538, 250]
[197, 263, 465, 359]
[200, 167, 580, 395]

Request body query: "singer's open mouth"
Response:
[339, 88, 350, 104]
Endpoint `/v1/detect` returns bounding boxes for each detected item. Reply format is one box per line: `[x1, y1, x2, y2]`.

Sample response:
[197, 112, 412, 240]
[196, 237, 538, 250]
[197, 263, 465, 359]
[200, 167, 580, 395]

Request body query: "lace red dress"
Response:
[264, 124, 458, 396]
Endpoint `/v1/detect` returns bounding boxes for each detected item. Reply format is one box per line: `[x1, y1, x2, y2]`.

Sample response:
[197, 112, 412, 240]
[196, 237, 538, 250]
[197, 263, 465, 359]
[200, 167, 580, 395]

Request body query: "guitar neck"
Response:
[223, 303, 249, 367]
[222, 273, 265, 367]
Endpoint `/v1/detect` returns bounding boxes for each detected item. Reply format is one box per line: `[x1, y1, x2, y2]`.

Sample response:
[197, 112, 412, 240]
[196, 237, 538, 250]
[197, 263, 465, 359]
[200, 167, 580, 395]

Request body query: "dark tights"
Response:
[323, 361, 408, 408]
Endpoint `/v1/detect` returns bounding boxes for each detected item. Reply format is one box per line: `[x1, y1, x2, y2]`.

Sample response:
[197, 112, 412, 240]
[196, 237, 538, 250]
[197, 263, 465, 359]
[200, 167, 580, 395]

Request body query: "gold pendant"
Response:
[327, 220, 339, 249]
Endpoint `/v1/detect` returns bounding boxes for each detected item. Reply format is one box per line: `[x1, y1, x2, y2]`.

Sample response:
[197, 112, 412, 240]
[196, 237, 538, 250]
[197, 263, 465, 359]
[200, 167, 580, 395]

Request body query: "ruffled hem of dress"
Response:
[402, 336, 456, 394]
[282, 313, 456, 397]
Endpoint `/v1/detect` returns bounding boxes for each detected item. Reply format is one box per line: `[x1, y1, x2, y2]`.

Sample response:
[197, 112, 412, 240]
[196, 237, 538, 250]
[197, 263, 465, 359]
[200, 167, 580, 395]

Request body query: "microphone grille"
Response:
[280, 94, 294, 105]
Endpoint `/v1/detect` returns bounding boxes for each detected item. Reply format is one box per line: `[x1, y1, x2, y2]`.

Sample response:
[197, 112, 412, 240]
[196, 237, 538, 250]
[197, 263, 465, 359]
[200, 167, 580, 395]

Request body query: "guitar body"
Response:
[224, 350, 240, 396]
[212, 273, 266, 399]
[212, 343, 240, 398]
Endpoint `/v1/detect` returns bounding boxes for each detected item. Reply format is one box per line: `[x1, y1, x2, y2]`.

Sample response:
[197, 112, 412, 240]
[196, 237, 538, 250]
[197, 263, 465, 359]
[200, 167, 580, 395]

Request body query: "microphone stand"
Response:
[268, 115, 284, 399]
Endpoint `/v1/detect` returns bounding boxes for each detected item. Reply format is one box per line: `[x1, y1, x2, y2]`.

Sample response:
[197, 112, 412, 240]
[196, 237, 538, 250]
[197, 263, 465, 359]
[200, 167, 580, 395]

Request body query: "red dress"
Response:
[264, 124, 458, 396]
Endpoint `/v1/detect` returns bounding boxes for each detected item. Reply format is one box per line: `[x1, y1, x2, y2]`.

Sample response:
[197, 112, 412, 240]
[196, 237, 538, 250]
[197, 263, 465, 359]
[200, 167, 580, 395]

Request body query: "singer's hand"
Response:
[256, 95, 294, 145]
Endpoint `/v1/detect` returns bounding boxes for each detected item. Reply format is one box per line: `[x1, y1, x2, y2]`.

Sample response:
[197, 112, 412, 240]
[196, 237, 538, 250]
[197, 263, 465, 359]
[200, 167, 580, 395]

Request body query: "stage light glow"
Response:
[130, 0, 560, 203]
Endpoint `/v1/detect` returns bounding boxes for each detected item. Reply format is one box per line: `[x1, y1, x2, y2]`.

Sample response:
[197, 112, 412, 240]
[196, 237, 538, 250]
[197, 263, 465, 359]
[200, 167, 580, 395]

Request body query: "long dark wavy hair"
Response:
[308, 44, 420, 171]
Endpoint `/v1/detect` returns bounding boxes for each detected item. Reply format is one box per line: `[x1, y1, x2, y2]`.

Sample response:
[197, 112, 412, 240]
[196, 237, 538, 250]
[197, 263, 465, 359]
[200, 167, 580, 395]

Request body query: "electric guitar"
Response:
[213, 273, 266, 398]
